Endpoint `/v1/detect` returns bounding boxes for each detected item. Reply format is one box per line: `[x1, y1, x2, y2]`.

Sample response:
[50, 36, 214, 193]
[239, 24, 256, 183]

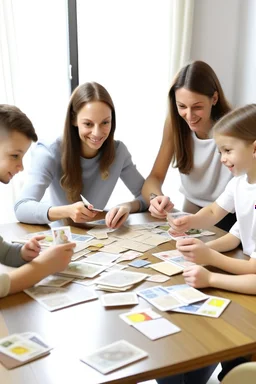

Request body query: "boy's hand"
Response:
[183, 265, 212, 288]
[167, 214, 194, 233]
[148, 195, 174, 219]
[21, 235, 46, 261]
[176, 238, 213, 265]
[39, 243, 76, 273]
[105, 205, 130, 229]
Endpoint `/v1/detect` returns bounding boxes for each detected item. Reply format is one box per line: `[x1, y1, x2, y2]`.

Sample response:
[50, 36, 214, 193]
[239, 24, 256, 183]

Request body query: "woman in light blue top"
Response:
[15, 82, 147, 229]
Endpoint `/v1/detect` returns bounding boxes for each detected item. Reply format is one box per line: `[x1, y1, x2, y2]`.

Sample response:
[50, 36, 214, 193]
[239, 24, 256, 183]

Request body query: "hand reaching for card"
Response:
[183, 265, 212, 288]
[21, 235, 46, 262]
[176, 238, 214, 265]
[105, 205, 130, 229]
[148, 195, 174, 219]
[167, 213, 194, 233]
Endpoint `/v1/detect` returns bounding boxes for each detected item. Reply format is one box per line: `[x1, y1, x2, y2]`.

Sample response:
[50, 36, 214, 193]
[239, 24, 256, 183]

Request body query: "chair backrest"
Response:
[221, 362, 256, 384]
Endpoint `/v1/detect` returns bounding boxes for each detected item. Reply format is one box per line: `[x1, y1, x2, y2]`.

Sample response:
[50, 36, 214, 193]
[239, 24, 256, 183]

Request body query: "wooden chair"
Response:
[221, 362, 256, 383]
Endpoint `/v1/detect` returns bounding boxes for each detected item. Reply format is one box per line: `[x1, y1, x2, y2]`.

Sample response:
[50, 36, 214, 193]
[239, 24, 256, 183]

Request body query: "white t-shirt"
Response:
[180, 133, 232, 207]
[216, 174, 256, 256]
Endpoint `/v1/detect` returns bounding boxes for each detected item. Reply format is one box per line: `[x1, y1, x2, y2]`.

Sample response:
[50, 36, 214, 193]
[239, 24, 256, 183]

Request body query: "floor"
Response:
[139, 364, 221, 384]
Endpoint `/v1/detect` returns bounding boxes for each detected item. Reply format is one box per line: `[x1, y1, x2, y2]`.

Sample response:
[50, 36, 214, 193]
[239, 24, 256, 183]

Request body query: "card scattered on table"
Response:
[132, 317, 181, 340]
[80, 339, 148, 374]
[150, 262, 183, 276]
[100, 292, 138, 307]
[128, 259, 151, 268]
[119, 308, 161, 325]
[0, 332, 52, 369]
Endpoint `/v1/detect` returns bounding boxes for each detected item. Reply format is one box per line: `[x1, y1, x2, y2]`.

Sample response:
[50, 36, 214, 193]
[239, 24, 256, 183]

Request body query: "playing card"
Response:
[52, 226, 72, 245]
[80, 194, 103, 212]
[100, 292, 138, 307]
[132, 317, 181, 340]
[150, 262, 183, 276]
[128, 259, 151, 268]
[96, 270, 148, 288]
[80, 340, 148, 374]
[119, 308, 161, 325]
[146, 274, 170, 283]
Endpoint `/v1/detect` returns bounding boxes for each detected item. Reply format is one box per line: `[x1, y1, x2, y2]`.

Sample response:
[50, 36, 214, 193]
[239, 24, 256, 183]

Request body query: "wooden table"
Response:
[1, 213, 256, 384]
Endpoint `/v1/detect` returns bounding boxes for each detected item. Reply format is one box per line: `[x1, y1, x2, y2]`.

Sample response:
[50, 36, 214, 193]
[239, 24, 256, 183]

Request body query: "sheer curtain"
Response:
[77, 0, 194, 210]
[0, 0, 70, 223]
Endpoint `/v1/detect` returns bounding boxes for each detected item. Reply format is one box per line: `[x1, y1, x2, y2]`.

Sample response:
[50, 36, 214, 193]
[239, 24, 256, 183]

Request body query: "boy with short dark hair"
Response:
[0, 104, 75, 298]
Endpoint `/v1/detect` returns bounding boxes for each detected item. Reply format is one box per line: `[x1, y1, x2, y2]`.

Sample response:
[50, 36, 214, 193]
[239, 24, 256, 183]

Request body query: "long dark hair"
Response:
[60, 82, 116, 202]
[166, 61, 231, 173]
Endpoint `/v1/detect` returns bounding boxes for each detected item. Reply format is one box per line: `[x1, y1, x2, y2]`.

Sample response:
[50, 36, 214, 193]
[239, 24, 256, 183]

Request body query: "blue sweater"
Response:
[15, 139, 147, 224]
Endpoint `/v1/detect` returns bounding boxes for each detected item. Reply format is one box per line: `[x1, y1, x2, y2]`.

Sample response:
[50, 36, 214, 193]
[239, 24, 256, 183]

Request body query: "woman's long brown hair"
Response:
[60, 82, 116, 202]
[167, 61, 231, 174]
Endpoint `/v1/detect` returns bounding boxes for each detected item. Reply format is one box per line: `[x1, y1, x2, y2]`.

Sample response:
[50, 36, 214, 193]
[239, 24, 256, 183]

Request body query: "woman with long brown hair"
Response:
[142, 60, 235, 231]
[15, 82, 147, 228]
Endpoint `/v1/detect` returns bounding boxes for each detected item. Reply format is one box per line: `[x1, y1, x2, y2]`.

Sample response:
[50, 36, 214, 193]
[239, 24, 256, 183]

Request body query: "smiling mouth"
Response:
[188, 118, 200, 125]
[88, 137, 103, 144]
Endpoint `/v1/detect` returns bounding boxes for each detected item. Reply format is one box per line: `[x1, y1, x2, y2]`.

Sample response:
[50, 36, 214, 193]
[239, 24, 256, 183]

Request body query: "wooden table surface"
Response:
[1, 213, 256, 384]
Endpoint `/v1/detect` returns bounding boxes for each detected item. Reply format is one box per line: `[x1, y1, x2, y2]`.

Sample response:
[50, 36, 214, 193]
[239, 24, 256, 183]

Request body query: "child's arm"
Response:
[177, 238, 256, 275]
[169, 202, 229, 233]
[5, 242, 75, 296]
[183, 265, 256, 294]
[206, 233, 241, 252]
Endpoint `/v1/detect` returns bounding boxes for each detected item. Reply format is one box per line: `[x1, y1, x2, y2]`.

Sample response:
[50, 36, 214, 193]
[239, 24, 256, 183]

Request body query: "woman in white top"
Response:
[142, 60, 235, 231]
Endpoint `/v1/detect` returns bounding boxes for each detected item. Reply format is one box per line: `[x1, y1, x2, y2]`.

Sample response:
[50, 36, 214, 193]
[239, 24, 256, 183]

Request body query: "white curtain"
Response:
[168, 0, 195, 82]
[0, 0, 19, 223]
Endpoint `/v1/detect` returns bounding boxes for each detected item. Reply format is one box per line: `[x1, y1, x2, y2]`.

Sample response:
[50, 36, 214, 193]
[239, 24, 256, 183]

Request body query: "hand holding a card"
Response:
[67, 201, 98, 223]
[183, 265, 212, 288]
[167, 213, 194, 233]
[105, 205, 130, 229]
[176, 238, 214, 265]
[21, 235, 46, 261]
[148, 195, 174, 219]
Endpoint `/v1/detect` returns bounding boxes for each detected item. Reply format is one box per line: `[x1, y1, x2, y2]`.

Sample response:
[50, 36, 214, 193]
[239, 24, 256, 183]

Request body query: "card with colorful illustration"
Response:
[51, 226, 72, 245]
[80, 339, 148, 374]
[173, 296, 231, 317]
[0, 333, 51, 367]
[119, 308, 161, 325]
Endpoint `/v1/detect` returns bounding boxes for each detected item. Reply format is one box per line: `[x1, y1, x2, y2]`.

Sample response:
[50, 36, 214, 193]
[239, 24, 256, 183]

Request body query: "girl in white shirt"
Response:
[170, 103, 256, 294]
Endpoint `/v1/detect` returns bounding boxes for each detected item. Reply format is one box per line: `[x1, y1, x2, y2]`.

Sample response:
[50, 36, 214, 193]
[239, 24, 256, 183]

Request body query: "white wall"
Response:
[233, 0, 256, 106]
[190, 0, 241, 105]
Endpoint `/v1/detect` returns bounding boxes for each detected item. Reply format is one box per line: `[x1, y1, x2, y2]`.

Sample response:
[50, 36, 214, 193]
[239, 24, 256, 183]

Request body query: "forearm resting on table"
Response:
[210, 249, 256, 275]
[8, 260, 54, 294]
[191, 203, 228, 229]
[209, 273, 256, 294]
[207, 233, 241, 252]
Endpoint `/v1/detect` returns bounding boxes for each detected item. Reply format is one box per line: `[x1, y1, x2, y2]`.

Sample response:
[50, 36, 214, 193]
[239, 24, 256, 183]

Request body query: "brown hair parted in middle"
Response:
[166, 60, 231, 174]
[213, 103, 256, 143]
[60, 82, 116, 202]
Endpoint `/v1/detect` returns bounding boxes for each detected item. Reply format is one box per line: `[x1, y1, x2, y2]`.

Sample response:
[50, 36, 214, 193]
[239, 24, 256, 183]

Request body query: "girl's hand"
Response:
[21, 235, 46, 261]
[148, 195, 174, 219]
[39, 242, 76, 273]
[183, 265, 212, 288]
[105, 205, 130, 229]
[67, 202, 98, 223]
[167, 214, 194, 233]
[176, 238, 213, 265]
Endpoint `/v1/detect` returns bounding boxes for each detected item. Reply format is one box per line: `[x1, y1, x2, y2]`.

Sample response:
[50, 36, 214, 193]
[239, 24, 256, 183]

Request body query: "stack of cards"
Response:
[95, 270, 148, 292]
[80, 340, 148, 374]
[0, 332, 51, 369]
[120, 308, 181, 340]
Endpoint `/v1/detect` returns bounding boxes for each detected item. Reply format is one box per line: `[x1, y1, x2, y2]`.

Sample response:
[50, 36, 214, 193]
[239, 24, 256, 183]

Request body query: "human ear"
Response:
[212, 91, 218, 106]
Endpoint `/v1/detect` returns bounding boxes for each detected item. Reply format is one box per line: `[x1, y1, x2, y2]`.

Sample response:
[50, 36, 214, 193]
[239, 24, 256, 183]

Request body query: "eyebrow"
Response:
[176, 101, 203, 106]
[81, 115, 111, 122]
